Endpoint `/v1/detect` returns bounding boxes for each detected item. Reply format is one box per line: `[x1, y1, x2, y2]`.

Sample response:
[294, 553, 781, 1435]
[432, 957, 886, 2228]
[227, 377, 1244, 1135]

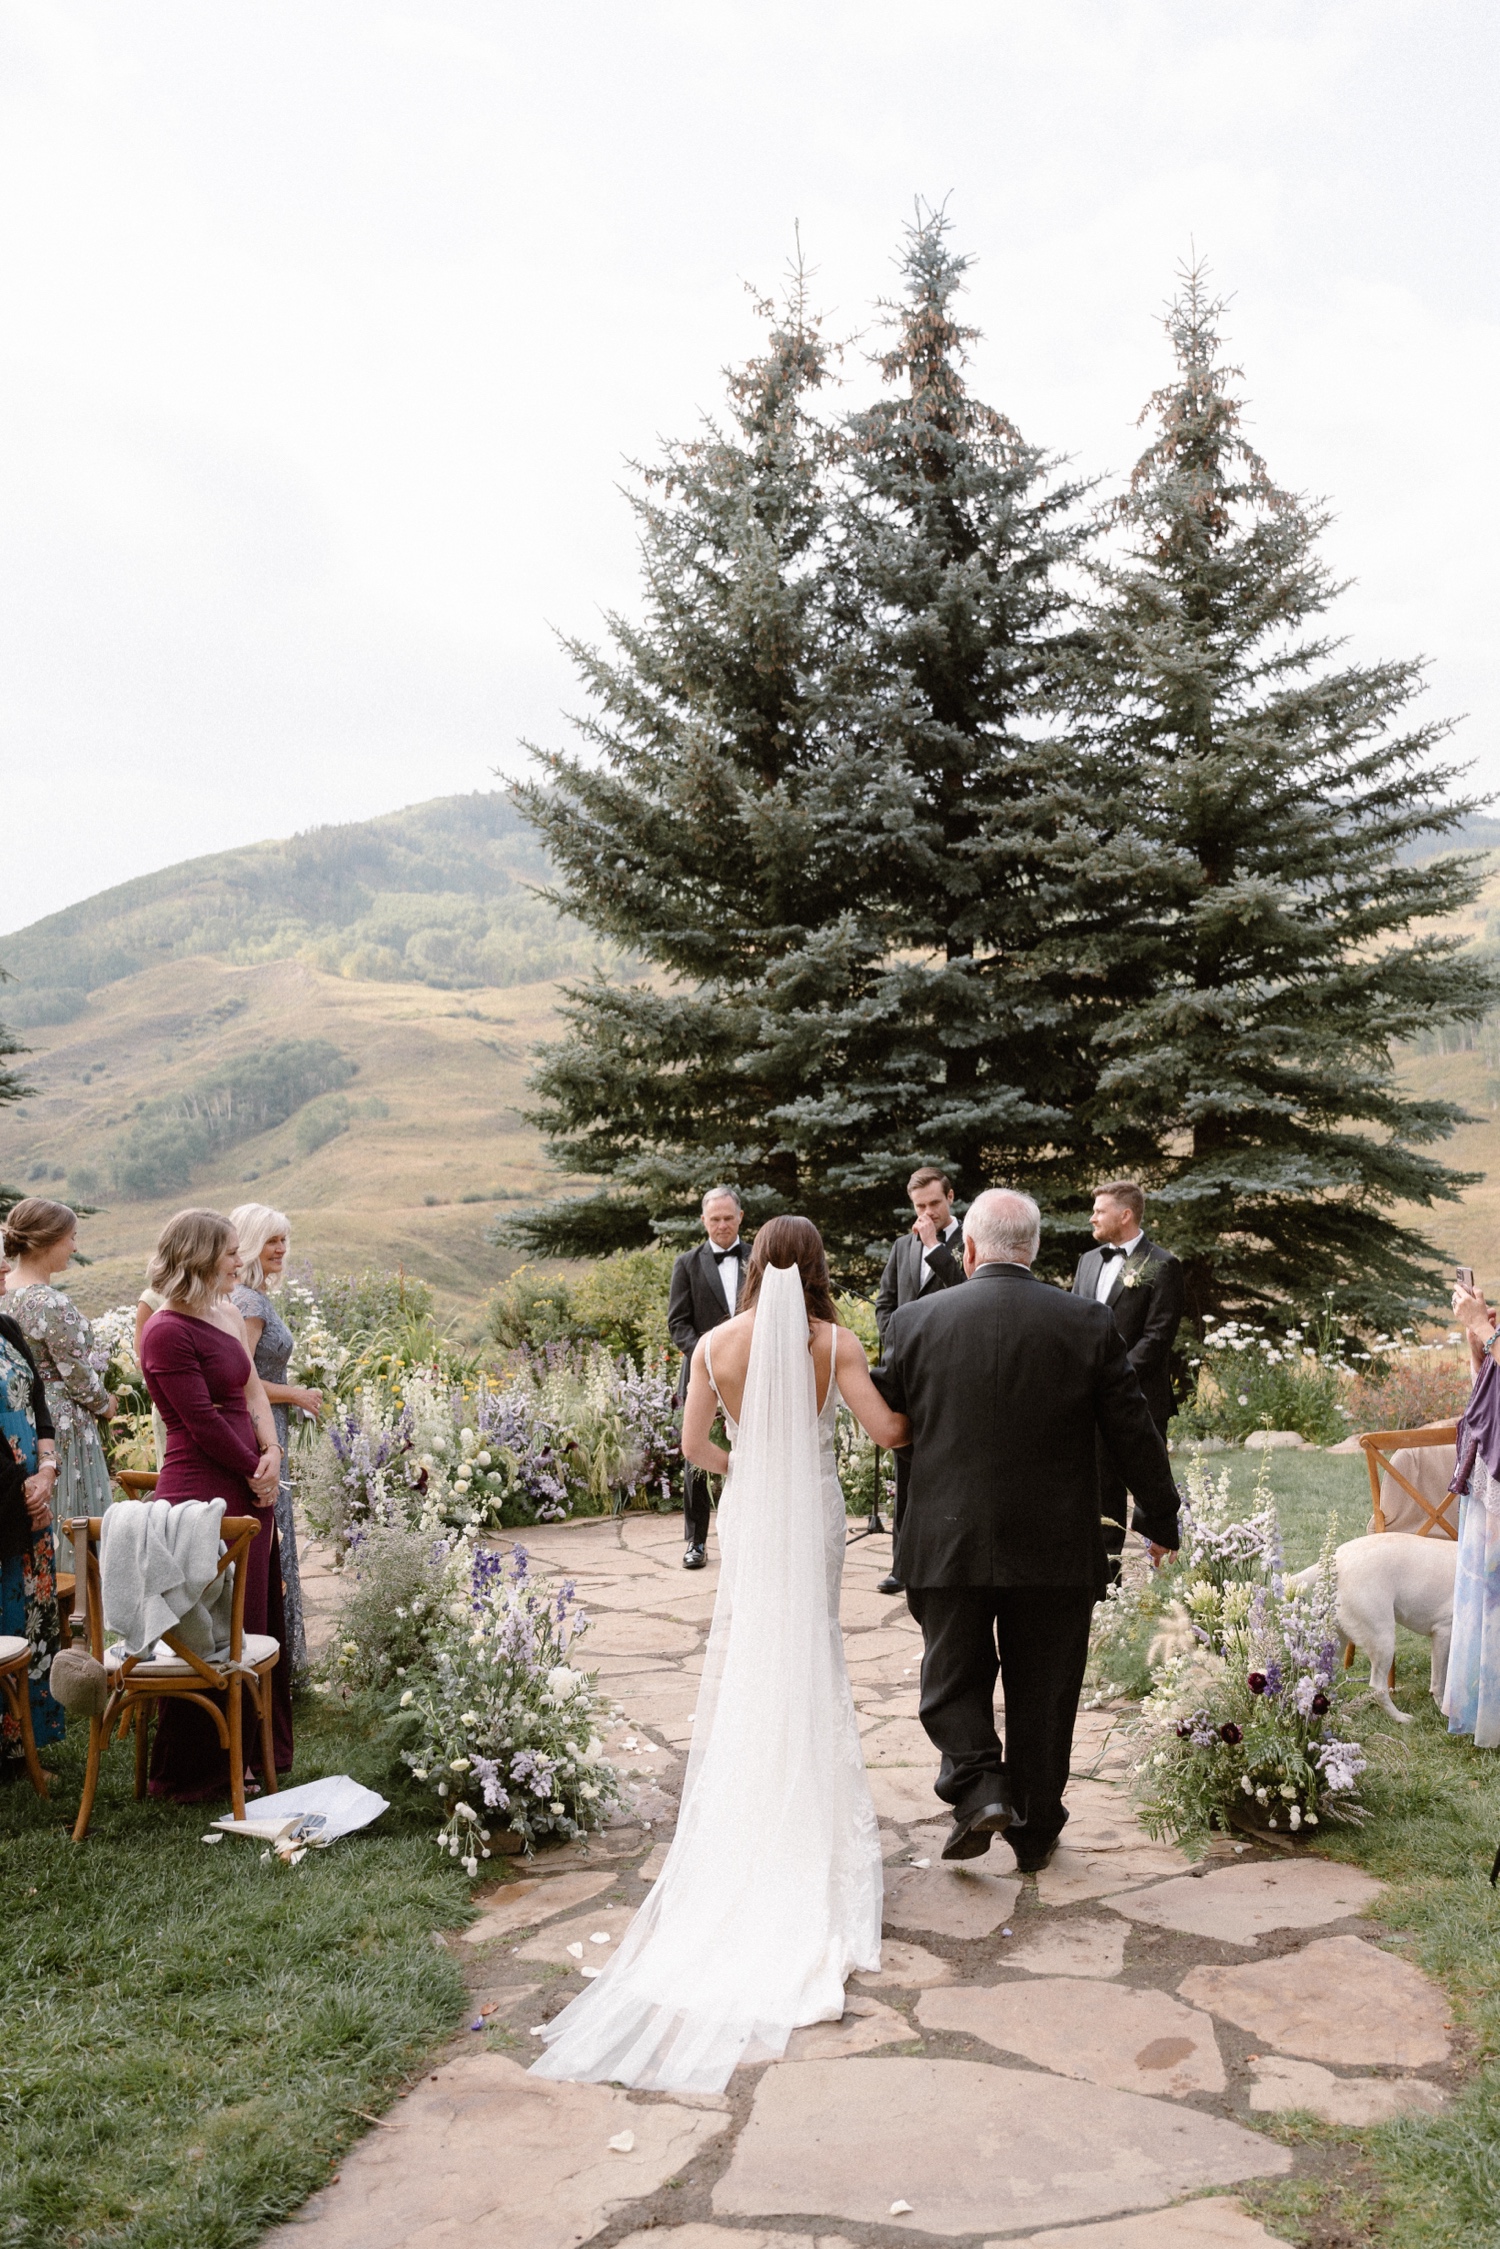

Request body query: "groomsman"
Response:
[667, 1187, 750, 1570]
[873, 1167, 966, 1596]
[1071, 1179, 1184, 1584]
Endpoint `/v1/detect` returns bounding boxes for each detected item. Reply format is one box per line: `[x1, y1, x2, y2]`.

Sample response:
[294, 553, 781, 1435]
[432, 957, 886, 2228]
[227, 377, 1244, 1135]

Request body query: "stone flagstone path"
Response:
[270, 1511, 1459, 2249]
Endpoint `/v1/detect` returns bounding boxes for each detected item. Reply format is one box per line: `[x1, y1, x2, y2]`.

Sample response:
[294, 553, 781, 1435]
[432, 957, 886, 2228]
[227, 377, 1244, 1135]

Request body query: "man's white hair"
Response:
[963, 1188, 1041, 1265]
[701, 1184, 743, 1211]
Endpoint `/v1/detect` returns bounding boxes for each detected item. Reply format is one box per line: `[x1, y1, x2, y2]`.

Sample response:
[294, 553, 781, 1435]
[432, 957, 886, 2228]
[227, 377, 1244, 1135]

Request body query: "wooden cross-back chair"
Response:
[0, 1634, 49, 1798]
[1357, 1422, 1461, 1540]
[66, 1513, 280, 1842]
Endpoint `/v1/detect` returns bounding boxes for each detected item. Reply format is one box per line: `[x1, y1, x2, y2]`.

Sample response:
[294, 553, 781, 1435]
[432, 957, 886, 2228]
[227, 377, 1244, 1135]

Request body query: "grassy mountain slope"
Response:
[0, 792, 606, 1026]
[0, 952, 576, 1324]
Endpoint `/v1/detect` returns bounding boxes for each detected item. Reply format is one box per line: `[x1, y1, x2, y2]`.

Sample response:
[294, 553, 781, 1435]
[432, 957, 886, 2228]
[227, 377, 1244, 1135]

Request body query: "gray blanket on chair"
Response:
[100, 1497, 234, 1661]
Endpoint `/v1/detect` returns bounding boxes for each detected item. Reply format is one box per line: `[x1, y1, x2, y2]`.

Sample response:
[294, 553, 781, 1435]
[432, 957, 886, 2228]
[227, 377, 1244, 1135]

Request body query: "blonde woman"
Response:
[2, 1197, 116, 1559]
[139, 1209, 292, 1799]
[228, 1203, 321, 1680]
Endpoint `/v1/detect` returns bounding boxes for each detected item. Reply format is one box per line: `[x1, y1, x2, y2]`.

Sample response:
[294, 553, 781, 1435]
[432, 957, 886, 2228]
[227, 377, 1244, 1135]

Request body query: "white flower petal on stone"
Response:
[911, 1858, 930, 1868]
[890, 2200, 914, 2216]
[589, 1931, 610, 1944]
[581, 1965, 602, 1979]
[529, 2026, 545, 2036]
[607, 2131, 635, 2153]
[566, 1942, 585, 1959]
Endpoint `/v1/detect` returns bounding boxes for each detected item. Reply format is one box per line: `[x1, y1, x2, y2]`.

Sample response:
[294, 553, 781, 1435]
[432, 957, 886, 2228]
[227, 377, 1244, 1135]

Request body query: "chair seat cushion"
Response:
[104, 1633, 280, 1678]
[0, 1634, 30, 1665]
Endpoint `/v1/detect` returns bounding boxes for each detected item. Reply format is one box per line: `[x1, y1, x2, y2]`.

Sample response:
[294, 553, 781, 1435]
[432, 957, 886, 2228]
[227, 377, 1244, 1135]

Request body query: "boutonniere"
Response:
[1119, 1252, 1155, 1291]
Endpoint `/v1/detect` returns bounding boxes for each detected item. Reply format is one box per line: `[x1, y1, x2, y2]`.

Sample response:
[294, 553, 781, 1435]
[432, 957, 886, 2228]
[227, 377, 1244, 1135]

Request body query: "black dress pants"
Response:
[905, 1584, 1096, 1847]
[1097, 1402, 1170, 1586]
[683, 1462, 713, 1547]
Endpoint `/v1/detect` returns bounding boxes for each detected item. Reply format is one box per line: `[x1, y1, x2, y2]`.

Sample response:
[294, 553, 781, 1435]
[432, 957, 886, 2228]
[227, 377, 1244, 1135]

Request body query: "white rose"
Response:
[400, 1690, 414, 1708]
[477, 1451, 492, 1468]
[450, 1757, 471, 1772]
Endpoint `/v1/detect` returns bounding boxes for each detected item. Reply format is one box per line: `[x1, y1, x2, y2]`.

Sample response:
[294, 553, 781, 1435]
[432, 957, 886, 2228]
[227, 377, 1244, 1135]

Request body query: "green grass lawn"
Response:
[1194, 1447, 1500, 2249]
[0, 1692, 473, 2249]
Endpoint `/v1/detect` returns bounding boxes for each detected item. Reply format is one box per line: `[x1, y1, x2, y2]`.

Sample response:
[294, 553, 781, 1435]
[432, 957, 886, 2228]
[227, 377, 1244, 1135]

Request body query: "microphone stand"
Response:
[846, 1443, 892, 1545]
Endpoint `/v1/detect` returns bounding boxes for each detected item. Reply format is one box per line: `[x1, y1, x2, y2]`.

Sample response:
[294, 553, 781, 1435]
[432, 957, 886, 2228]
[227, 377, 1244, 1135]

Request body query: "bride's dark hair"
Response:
[740, 1216, 840, 1325]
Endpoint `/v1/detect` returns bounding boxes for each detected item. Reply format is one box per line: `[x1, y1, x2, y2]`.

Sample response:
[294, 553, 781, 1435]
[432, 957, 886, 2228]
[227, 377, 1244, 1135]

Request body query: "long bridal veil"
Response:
[529, 1259, 879, 2094]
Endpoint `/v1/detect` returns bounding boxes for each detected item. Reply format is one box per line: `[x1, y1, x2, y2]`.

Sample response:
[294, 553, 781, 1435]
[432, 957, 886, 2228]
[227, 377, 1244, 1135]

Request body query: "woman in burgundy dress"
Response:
[139, 1208, 294, 1798]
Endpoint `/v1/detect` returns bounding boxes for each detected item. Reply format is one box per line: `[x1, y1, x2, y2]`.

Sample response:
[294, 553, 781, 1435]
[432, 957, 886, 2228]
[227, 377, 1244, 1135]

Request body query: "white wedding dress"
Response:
[530, 1261, 883, 2093]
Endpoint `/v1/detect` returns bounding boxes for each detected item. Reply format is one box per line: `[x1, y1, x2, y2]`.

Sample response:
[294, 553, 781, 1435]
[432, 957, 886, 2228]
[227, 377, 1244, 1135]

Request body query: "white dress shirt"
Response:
[711, 1240, 742, 1314]
[1094, 1231, 1145, 1303]
[922, 1219, 962, 1276]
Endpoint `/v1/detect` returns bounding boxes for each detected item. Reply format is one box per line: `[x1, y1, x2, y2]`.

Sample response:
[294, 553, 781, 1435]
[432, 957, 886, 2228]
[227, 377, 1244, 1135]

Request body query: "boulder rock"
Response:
[1179, 1935, 1451, 2067]
[918, 1979, 1224, 2099]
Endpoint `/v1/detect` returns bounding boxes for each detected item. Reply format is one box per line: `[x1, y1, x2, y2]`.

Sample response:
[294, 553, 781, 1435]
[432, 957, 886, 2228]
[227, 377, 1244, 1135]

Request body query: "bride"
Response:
[530, 1215, 910, 2095]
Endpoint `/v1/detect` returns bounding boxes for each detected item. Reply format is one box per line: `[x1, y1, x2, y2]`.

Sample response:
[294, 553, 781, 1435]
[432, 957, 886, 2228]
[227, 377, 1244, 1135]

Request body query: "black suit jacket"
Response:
[874, 1224, 965, 1348]
[667, 1240, 748, 1400]
[873, 1262, 1179, 1593]
[1070, 1236, 1184, 1427]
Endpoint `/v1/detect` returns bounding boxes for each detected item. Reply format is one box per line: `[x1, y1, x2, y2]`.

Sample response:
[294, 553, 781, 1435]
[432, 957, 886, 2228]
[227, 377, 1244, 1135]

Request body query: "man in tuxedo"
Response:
[874, 1189, 1179, 1872]
[872, 1166, 966, 1596]
[667, 1186, 750, 1570]
[1071, 1179, 1185, 1587]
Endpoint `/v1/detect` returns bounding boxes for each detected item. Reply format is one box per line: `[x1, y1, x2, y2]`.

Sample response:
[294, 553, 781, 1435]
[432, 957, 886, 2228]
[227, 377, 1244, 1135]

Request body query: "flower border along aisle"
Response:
[1122, 1461, 1367, 1842]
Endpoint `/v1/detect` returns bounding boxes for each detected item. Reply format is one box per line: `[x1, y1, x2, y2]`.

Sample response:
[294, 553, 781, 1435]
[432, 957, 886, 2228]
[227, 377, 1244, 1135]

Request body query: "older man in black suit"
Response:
[667, 1186, 750, 1570]
[874, 1188, 1179, 1872]
[1072, 1179, 1185, 1587]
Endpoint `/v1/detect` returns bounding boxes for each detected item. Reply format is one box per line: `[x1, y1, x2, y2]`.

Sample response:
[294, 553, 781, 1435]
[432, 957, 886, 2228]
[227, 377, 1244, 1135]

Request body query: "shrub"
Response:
[294, 1092, 351, 1155]
[486, 1247, 674, 1360]
[486, 1266, 574, 1350]
[1171, 1314, 1347, 1444]
[1342, 1346, 1472, 1434]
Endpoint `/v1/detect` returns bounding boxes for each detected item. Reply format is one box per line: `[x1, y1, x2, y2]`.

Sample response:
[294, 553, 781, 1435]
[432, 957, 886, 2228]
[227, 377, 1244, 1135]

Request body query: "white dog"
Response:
[1285, 1534, 1458, 1723]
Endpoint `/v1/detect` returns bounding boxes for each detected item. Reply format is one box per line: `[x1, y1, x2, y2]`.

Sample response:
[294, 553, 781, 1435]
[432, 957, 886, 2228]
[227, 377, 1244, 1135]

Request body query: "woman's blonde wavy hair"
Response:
[146, 1209, 237, 1312]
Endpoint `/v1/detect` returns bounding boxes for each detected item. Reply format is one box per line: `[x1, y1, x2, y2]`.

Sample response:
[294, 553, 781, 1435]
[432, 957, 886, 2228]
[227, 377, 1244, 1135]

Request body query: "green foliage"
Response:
[294, 1091, 351, 1156]
[0, 1694, 472, 2249]
[486, 1247, 674, 1360]
[1071, 261, 1496, 1328]
[508, 219, 1095, 1281]
[111, 1039, 356, 1197]
[0, 791, 620, 1019]
[301, 1265, 436, 1347]
[1171, 1314, 1349, 1445]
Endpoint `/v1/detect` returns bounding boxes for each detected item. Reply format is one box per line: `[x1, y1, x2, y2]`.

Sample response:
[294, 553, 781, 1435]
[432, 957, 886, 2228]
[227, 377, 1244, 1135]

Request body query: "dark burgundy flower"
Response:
[1247, 1672, 1267, 1695]
[1175, 1720, 1194, 1739]
[1310, 1692, 1330, 1716]
[1218, 1722, 1243, 1745]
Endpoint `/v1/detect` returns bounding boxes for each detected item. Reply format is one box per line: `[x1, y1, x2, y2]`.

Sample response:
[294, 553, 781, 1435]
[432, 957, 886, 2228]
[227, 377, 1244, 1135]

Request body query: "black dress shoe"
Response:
[941, 1799, 1012, 1861]
[876, 1572, 904, 1595]
[682, 1543, 706, 1570]
[1009, 1834, 1061, 1875]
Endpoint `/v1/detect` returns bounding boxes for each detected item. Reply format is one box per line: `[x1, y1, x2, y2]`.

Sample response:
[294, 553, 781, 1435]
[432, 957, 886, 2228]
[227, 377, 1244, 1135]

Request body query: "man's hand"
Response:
[1147, 1542, 1172, 1569]
[912, 1213, 940, 1250]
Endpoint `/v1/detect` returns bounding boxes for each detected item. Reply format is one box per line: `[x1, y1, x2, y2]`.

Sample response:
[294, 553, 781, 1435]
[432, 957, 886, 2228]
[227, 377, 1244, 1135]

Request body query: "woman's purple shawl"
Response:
[1452, 1348, 1500, 1492]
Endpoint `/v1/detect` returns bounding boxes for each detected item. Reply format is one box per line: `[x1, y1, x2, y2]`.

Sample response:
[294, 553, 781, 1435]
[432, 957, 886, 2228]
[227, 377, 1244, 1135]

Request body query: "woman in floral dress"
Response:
[2, 1200, 115, 1566]
[1446, 1278, 1500, 1747]
[0, 1275, 65, 1771]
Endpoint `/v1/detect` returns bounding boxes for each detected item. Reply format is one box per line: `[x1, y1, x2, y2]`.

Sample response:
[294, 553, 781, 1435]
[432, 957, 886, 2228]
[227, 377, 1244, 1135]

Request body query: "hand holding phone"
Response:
[1457, 1266, 1476, 1290]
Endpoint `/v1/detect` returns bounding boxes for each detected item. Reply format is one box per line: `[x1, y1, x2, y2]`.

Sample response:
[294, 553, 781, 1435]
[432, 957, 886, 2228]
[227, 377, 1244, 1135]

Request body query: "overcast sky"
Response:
[2, 1, 1496, 934]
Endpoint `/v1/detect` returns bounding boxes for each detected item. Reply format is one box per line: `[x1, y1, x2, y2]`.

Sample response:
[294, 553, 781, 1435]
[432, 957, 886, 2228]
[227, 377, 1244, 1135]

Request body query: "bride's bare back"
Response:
[682, 1309, 908, 1476]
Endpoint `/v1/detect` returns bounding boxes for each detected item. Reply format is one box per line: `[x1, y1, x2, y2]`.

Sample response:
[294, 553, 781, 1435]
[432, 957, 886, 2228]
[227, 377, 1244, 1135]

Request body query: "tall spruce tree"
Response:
[510, 219, 1098, 1276]
[780, 206, 1099, 1232]
[1073, 263, 1495, 1328]
[510, 269, 862, 1256]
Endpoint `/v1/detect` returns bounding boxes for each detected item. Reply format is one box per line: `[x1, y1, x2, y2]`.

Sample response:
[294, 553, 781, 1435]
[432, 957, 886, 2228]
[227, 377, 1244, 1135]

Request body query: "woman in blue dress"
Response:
[0, 1274, 65, 1774]
[1445, 1279, 1500, 1747]
[229, 1204, 322, 1681]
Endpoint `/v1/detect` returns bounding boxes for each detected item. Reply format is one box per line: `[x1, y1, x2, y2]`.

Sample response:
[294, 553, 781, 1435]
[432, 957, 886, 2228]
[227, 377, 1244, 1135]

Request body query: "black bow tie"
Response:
[1098, 1242, 1126, 1261]
[711, 1245, 741, 1263]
